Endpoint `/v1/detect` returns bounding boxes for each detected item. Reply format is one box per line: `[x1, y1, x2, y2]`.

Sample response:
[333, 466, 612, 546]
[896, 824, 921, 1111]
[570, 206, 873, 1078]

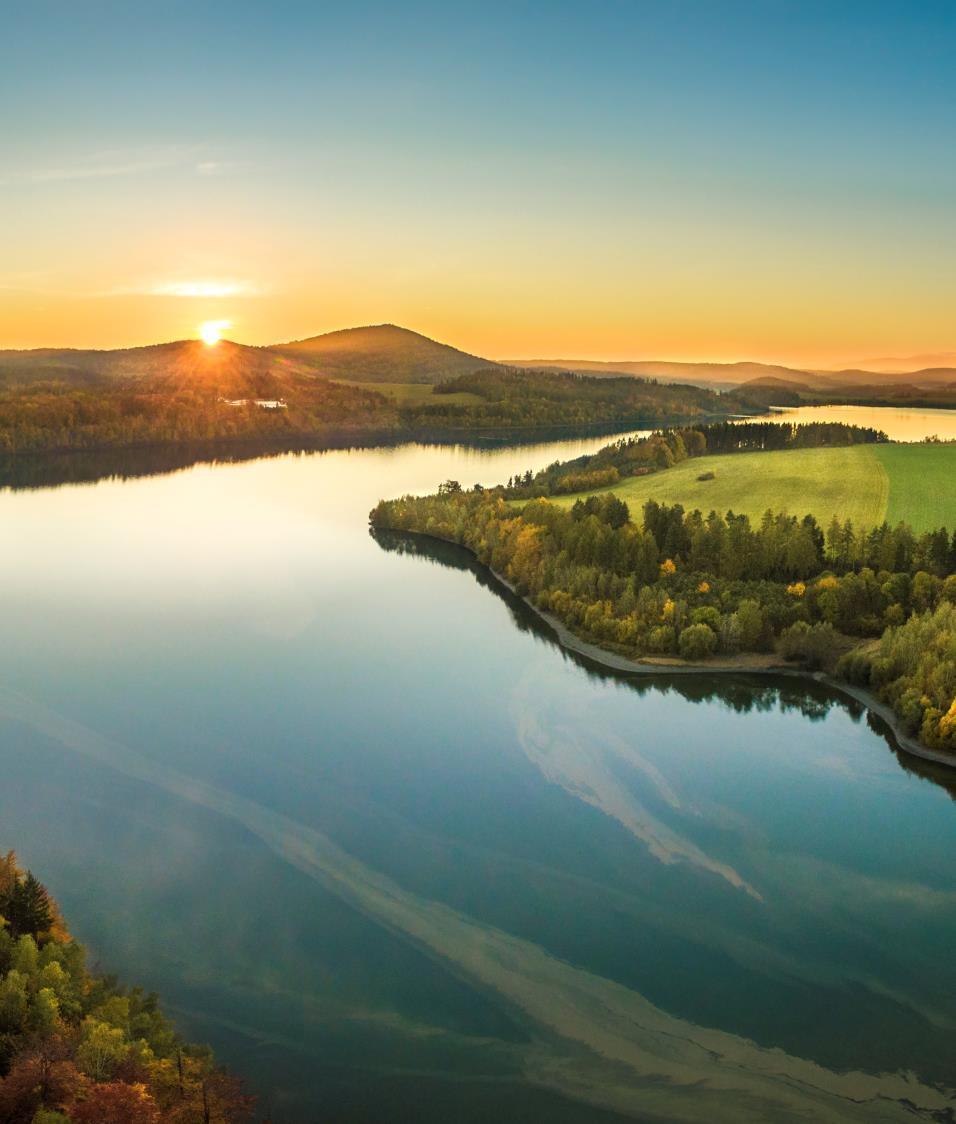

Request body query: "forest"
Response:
[421, 368, 764, 429]
[0, 378, 392, 455]
[0, 364, 763, 458]
[0, 854, 254, 1123]
[370, 423, 956, 754]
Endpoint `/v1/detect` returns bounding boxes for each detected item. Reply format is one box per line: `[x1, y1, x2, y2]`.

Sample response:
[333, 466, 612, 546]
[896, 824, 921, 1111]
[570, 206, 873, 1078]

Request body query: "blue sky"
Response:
[3, 1, 955, 360]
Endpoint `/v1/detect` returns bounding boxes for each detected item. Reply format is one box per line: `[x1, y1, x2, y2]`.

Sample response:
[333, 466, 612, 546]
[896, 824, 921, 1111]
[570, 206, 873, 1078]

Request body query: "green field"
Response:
[332, 379, 483, 406]
[875, 444, 956, 529]
[551, 443, 956, 533]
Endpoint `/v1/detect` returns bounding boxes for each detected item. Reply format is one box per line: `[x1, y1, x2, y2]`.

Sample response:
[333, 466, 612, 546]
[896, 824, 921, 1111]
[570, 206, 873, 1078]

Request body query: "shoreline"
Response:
[0, 409, 754, 465]
[386, 527, 956, 773]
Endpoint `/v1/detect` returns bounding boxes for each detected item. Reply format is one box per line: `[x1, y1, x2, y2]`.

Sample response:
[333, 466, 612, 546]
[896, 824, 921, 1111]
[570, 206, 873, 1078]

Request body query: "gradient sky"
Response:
[2, 0, 955, 364]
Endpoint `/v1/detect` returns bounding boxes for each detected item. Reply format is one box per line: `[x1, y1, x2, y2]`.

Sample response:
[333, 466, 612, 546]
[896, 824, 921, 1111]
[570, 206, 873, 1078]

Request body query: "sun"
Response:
[199, 319, 231, 346]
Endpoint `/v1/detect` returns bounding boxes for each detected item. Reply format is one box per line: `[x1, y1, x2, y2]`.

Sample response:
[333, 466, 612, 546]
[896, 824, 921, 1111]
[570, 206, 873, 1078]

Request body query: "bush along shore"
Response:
[0, 852, 255, 1122]
[370, 424, 956, 764]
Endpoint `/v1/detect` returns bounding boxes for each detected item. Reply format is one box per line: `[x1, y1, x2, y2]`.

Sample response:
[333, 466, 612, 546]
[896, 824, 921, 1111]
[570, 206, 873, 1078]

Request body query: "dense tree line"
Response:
[0, 853, 255, 1123]
[0, 361, 779, 459]
[0, 380, 393, 455]
[413, 368, 761, 429]
[501, 421, 886, 499]
[0, 340, 908, 461]
[688, 420, 887, 452]
[371, 453, 956, 753]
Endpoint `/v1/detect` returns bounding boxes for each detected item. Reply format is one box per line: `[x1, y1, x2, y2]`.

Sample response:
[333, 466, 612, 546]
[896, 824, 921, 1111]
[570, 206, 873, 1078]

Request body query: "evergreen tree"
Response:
[6, 873, 53, 940]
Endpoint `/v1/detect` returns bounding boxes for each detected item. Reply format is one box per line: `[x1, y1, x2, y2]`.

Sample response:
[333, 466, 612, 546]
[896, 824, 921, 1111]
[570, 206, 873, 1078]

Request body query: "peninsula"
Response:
[371, 422, 956, 765]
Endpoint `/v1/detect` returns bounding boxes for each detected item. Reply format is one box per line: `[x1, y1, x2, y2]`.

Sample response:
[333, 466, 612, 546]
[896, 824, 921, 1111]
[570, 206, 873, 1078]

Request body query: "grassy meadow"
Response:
[551, 443, 956, 533]
[331, 379, 484, 406]
[875, 444, 956, 529]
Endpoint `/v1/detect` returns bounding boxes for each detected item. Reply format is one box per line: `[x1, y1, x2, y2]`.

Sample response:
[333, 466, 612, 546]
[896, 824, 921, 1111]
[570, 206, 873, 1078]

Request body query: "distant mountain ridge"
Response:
[503, 358, 812, 391]
[505, 356, 956, 390]
[2, 325, 955, 395]
[834, 352, 956, 374]
[0, 324, 498, 390]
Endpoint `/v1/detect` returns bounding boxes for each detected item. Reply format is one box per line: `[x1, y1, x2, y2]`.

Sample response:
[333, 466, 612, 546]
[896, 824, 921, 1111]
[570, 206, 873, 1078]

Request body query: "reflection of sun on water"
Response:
[199, 319, 231, 346]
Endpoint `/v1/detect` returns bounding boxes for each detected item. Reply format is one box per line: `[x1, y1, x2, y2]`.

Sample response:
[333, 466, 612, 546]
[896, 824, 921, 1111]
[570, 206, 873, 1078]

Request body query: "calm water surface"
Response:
[764, 402, 956, 441]
[1, 426, 955, 1122]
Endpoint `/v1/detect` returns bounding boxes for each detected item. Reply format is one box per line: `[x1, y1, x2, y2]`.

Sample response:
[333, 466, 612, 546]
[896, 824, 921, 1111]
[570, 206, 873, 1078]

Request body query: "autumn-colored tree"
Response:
[153, 1059, 254, 1124]
[0, 864, 254, 1124]
[0, 852, 17, 900]
[69, 1081, 160, 1124]
[0, 1048, 85, 1123]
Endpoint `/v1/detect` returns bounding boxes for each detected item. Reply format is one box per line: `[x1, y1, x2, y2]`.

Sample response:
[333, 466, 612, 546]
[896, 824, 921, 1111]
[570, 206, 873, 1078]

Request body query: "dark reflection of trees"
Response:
[0, 420, 644, 493]
[372, 528, 956, 802]
[0, 437, 383, 492]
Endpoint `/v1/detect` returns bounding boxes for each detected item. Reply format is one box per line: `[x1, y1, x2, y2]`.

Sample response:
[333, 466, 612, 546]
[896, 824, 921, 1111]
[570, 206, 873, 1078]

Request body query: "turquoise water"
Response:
[0, 434, 954, 1122]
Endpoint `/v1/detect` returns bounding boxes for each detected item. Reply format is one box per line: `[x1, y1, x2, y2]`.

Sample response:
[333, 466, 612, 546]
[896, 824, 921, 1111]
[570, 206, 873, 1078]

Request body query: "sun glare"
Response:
[199, 319, 231, 346]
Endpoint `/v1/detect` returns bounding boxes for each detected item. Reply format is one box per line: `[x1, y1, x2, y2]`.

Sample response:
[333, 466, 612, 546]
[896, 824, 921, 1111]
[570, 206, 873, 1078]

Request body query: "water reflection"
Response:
[2, 681, 953, 1122]
[373, 528, 954, 797]
[372, 528, 956, 1105]
[0, 439, 954, 1122]
[0, 423, 651, 493]
[758, 403, 956, 442]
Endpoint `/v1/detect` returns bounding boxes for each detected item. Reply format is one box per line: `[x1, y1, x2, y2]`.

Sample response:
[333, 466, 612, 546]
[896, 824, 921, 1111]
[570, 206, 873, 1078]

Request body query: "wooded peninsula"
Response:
[371, 422, 956, 759]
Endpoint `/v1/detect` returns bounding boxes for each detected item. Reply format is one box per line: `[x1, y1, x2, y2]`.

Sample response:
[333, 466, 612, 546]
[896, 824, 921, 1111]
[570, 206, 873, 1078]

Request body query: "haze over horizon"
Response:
[3, 1, 955, 367]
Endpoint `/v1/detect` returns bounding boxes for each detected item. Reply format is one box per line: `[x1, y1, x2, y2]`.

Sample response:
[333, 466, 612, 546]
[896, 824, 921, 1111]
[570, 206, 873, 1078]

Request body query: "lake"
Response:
[761, 402, 956, 441]
[1, 417, 955, 1122]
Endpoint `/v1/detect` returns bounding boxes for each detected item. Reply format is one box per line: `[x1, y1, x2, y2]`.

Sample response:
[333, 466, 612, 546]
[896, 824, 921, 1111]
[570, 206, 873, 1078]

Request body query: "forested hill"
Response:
[271, 323, 498, 383]
[0, 851, 255, 1121]
[0, 358, 763, 459]
[6, 327, 956, 405]
[406, 367, 762, 429]
[0, 339, 314, 390]
[0, 325, 496, 389]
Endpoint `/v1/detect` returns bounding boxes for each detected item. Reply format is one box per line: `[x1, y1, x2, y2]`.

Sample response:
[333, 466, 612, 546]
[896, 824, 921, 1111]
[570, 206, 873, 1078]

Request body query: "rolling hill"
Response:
[272, 323, 497, 383]
[0, 325, 498, 390]
[5, 326, 954, 396]
[0, 338, 317, 395]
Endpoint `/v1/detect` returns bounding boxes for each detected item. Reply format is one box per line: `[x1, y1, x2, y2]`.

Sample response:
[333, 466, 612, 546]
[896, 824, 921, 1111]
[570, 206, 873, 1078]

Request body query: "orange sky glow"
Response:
[3, 6, 954, 369]
[3, 266, 953, 369]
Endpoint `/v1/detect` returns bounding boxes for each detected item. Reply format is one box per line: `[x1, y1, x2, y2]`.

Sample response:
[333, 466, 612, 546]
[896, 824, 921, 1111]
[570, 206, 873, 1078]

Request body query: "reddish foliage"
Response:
[0, 1051, 85, 1122]
[69, 1081, 160, 1124]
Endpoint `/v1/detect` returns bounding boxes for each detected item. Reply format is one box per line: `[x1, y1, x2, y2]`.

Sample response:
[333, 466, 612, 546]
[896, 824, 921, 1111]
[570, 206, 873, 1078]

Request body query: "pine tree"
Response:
[7, 872, 53, 939]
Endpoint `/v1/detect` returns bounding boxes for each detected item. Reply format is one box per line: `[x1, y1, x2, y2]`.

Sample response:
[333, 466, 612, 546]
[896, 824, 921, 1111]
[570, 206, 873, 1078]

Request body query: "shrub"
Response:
[553, 467, 620, 494]
[835, 649, 872, 687]
[779, 621, 839, 669]
[735, 599, 766, 650]
[690, 606, 720, 631]
[647, 625, 676, 654]
[679, 623, 718, 661]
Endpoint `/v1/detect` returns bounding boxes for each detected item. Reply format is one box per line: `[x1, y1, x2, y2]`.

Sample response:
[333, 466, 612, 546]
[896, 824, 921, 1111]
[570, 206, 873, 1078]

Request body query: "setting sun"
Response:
[199, 319, 231, 346]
